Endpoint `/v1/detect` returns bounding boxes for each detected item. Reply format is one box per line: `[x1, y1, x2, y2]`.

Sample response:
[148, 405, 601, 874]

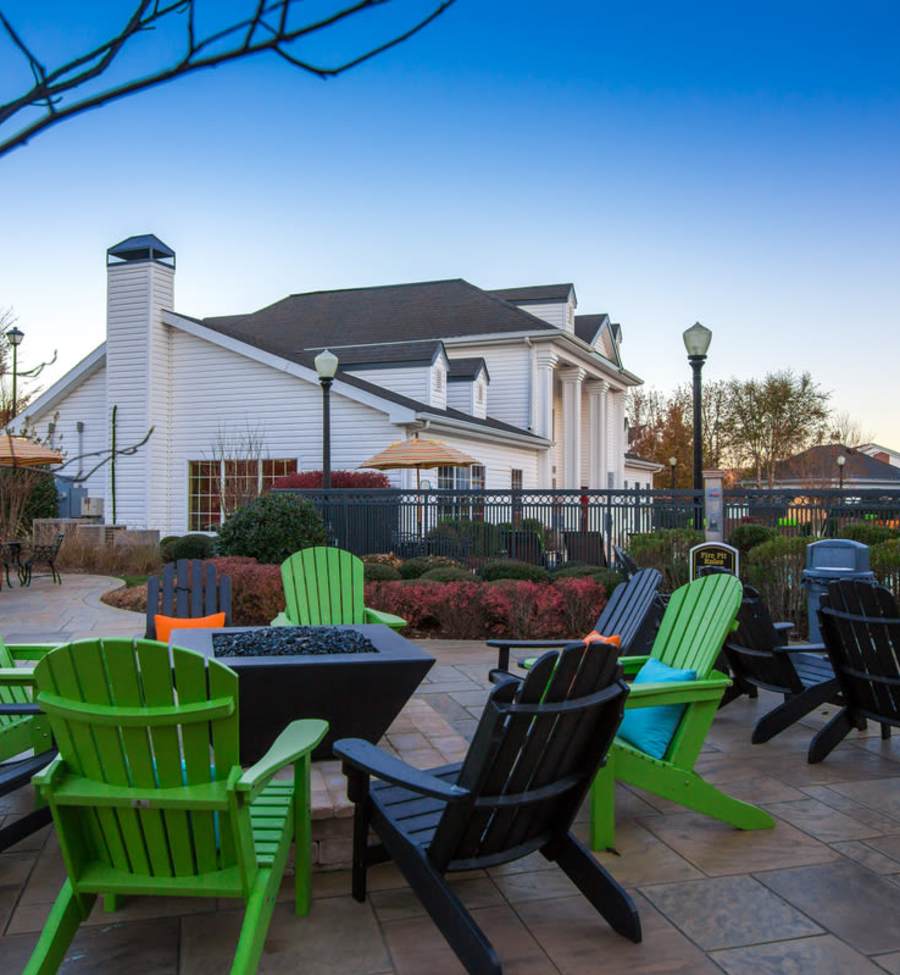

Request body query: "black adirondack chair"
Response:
[722, 586, 840, 742]
[613, 545, 640, 581]
[145, 558, 232, 640]
[335, 644, 641, 975]
[811, 579, 900, 763]
[487, 567, 662, 679]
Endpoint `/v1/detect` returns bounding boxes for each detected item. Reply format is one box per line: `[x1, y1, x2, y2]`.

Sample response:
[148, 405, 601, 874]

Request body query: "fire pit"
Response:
[171, 624, 434, 763]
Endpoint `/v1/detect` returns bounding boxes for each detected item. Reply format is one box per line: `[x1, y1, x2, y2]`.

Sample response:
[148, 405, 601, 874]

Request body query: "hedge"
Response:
[479, 560, 549, 583]
[629, 528, 703, 590]
[399, 555, 462, 579]
[871, 539, 900, 602]
[728, 524, 777, 554]
[363, 562, 402, 581]
[217, 493, 327, 564]
[746, 536, 809, 634]
[160, 533, 216, 563]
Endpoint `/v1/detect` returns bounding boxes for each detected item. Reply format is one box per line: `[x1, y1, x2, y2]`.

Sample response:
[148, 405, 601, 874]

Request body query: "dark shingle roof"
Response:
[311, 340, 444, 369]
[574, 313, 608, 345]
[488, 283, 574, 304]
[447, 357, 489, 382]
[774, 445, 900, 482]
[203, 279, 555, 355]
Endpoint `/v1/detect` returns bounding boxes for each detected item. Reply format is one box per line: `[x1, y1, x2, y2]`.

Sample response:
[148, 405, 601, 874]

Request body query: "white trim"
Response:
[12, 343, 107, 429]
[413, 413, 549, 449]
[163, 312, 418, 424]
[625, 457, 664, 473]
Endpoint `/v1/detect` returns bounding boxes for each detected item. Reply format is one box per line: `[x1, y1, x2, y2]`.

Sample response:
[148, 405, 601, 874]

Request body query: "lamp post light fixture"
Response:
[668, 455, 677, 489]
[682, 321, 712, 530]
[314, 349, 339, 489]
[5, 325, 24, 417]
[837, 453, 846, 491]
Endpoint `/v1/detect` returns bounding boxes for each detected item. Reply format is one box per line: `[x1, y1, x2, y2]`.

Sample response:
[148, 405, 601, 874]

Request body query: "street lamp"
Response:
[682, 321, 712, 529]
[668, 455, 677, 489]
[5, 325, 24, 417]
[314, 349, 339, 489]
[836, 453, 846, 491]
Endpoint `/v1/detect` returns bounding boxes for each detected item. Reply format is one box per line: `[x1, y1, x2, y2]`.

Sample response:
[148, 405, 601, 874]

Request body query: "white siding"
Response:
[29, 364, 108, 498]
[446, 381, 473, 416]
[624, 463, 655, 490]
[402, 433, 540, 491]
[430, 359, 447, 410]
[168, 331, 403, 534]
[343, 365, 429, 404]
[447, 343, 531, 430]
[511, 301, 568, 330]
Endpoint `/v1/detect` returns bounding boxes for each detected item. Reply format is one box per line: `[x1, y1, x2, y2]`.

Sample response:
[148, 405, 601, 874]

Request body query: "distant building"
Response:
[753, 444, 900, 490]
[856, 443, 900, 468]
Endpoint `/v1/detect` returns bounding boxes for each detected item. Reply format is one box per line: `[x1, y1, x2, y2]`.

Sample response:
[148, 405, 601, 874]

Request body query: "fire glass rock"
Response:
[212, 626, 378, 658]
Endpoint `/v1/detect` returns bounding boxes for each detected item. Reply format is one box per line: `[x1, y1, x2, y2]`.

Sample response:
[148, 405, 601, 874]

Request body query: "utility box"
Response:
[802, 539, 875, 642]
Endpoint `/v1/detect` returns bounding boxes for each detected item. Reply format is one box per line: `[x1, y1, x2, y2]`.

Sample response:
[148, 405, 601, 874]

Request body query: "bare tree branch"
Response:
[0, 1, 456, 158]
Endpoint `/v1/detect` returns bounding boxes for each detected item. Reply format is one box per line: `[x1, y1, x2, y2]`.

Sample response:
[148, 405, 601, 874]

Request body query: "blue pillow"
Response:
[616, 657, 696, 760]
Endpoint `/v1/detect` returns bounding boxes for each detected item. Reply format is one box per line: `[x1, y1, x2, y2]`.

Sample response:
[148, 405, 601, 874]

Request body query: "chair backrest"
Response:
[0, 637, 31, 744]
[613, 546, 640, 581]
[428, 642, 627, 871]
[34, 639, 242, 881]
[146, 559, 233, 639]
[651, 573, 744, 678]
[280, 547, 365, 626]
[724, 586, 804, 694]
[596, 568, 663, 655]
[820, 580, 900, 726]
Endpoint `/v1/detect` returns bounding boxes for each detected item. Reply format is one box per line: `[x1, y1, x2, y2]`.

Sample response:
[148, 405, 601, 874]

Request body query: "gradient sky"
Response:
[1, 1, 898, 443]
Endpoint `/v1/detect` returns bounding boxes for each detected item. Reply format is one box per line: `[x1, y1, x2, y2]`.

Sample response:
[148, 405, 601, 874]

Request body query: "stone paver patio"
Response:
[3, 577, 900, 973]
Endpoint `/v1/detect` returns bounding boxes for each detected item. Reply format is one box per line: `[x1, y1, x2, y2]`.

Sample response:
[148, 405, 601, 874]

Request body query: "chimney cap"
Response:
[107, 234, 175, 268]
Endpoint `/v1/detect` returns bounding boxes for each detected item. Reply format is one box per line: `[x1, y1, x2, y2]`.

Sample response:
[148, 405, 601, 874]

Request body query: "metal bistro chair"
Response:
[20, 533, 65, 586]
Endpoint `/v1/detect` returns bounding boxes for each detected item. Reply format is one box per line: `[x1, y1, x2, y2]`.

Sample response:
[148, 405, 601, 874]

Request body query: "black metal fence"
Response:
[272, 486, 900, 569]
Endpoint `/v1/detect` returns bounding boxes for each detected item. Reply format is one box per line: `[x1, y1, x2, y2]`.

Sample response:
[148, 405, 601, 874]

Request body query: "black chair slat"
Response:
[175, 559, 190, 618]
[144, 558, 232, 638]
[190, 560, 203, 618]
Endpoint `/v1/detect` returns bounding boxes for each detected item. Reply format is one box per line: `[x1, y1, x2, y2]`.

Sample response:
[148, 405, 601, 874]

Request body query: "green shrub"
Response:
[629, 528, 703, 590]
[217, 493, 327, 564]
[728, 524, 777, 554]
[552, 564, 605, 578]
[871, 539, 900, 602]
[837, 522, 898, 546]
[479, 560, 549, 583]
[520, 518, 548, 548]
[160, 533, 216, 563]
[398, 555, 462, 579]
[419, 566, 475, 582]
[747, 536, 809, 635]
[363, 562, 402, 581]
[426, 518, 503, 558]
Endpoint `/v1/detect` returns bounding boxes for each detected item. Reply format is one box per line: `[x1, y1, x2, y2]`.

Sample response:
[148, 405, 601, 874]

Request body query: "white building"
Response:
[16, 235, 656, 536]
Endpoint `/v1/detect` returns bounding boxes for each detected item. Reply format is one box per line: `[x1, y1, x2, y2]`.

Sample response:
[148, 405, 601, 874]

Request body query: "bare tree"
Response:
[0, 307, 57, 425]
[0, 1, 456, 158]
[827, 410, 873, 449]
[207, 422, 266, 517]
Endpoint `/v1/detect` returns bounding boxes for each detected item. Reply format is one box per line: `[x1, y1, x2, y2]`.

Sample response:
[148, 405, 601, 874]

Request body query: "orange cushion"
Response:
[154, 613, 226, 645]
[581, 630, 622, 648]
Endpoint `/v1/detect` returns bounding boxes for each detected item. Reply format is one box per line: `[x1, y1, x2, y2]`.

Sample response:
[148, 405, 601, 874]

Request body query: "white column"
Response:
[586, 380, 609, 489]
[559, 367, 586, 489]
[608, 388, 626, 488]
[534, 350, 558, 485]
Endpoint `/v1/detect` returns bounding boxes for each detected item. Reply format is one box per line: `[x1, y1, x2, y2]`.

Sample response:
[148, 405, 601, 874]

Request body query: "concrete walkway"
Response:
[0, 574, 144, 643]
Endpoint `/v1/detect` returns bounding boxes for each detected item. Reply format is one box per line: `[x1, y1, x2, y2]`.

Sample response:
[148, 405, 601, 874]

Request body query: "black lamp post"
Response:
[682, 322, 712, 530]
[5, 325, 24, 417]
[314, 349, 339, 489]
[668, 455, 677, 490]
[837, 453, 846, 491]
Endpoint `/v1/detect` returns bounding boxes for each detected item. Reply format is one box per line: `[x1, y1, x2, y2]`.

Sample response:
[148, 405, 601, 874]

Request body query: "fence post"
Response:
[703, 470, 725, 542]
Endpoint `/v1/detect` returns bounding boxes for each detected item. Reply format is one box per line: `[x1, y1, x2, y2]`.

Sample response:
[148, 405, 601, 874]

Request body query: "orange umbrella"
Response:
[360, 436, 479, 489]
[0, 434, 62, 467]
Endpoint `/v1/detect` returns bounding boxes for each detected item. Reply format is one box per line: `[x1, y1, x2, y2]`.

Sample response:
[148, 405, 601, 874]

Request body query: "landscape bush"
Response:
[217, 493, 327, 564]
[871, 539, 900, 602]
[419, 566, 474, 582]
[58, 538, 163, 577]
[746, 536, 809, 634]
[426, 517, 503, 558]
[398, 555, 462, 578]
[364, 576, 609, 640]
[363, 562, 402, 581]
[728, 523, 777, 554]
[837, 521, 898, 546]
[271, 469, 390, 489]
[362, 552, 403, 569]
[479, 559, 549, 583]
[628, 528, 703, 590]
[160, 533, 216, 562]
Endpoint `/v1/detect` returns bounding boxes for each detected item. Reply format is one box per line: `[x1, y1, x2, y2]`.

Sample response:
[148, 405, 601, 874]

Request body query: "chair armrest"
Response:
[32, 755, 66, 794]
[364, 607, 407, 628]
[486, 639, 573, 649]
[775, 642, 826, 654]
[270, 611, 292, 627]
[235, 719, 328, 801]
[334, 738, 470, 803]
[0, 703, 40, 715]
[774, 621, 793, 634]
[618, 655, 650, 676]
[9, 643, 58, 662]
[624, 674, 731, 709]
[0, 667, 36, 687]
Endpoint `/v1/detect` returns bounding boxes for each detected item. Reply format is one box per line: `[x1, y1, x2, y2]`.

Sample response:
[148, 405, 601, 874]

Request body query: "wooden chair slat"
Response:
[190, 561, 203, 619]
[175, 560, 190, 619]
[277, 547, 374, 627]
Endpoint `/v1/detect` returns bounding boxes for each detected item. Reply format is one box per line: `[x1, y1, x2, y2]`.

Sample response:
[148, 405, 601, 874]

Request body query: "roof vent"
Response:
[107, 234, 175, 268]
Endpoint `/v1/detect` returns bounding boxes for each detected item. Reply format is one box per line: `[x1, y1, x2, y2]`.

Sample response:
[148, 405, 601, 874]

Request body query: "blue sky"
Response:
[1, 1, 898, 443]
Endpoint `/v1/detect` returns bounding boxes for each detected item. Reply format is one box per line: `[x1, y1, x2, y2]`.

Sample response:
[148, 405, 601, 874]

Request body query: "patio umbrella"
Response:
[359, 435, 479, 490]
[0, 434, 62, 467]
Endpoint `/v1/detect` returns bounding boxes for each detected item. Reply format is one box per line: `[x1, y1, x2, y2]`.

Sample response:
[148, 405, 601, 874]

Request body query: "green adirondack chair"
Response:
[271, 546, 406, 630]
[0, 638, 57, 851]
[23, 638, 328, 975]
[590, 573, 775, 850]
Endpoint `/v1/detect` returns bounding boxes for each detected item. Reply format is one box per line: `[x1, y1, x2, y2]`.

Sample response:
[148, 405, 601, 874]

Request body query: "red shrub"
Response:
[209, 557, 284, 626]
[271, 470, 390, 489]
